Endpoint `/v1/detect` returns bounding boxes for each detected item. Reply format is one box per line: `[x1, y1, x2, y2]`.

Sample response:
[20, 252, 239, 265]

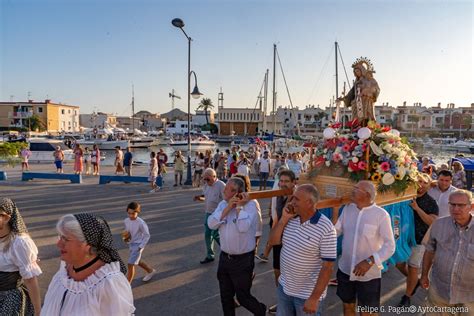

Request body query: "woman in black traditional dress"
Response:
[0, 198, 42, 316]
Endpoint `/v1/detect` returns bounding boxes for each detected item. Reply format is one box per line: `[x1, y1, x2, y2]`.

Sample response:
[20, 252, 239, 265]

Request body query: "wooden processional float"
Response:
[247, 173, 417, 225]
[245, 56, 418, 223]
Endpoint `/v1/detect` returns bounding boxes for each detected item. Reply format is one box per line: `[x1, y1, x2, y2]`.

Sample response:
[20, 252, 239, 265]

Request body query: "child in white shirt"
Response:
[123, 202, 156, 283]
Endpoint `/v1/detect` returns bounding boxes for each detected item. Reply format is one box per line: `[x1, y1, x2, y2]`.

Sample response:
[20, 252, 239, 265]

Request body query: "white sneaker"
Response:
[142, 269, 157, 282]
[149, 189, 156, 193]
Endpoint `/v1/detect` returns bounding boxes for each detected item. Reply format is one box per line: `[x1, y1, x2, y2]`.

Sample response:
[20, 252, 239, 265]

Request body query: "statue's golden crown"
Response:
[352, 57, 375, 73]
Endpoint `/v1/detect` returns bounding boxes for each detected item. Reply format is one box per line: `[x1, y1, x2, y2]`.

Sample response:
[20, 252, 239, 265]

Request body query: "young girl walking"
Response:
[123, 201, 156, 283]
[149, 151, 160, 193]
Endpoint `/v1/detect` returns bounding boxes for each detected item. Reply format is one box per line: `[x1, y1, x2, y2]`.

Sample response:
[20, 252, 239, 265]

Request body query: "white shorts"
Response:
[408, 244, 425, 268]
[128, 243, 144, 265]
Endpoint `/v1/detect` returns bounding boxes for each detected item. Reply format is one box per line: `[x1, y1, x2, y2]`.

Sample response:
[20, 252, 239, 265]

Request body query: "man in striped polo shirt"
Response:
[269, 184, 337, 315]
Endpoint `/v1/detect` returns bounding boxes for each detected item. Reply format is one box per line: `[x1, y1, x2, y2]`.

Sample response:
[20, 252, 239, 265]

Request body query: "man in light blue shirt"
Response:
[208, 177, 266, 316]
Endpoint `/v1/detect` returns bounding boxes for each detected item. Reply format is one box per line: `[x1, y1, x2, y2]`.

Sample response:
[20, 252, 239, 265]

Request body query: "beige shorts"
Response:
[408, 244, 425, 268]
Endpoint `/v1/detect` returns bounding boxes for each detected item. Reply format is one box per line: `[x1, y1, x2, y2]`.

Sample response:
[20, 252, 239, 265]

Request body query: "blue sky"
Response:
[1, 0, 472, 116]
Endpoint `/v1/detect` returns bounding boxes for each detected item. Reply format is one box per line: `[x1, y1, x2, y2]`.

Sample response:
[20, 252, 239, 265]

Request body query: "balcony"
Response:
[8, 111, 33, 119]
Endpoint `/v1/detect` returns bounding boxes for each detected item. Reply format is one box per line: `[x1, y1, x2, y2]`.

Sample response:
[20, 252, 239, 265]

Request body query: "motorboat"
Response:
[28, 138, 75, 163]
[423, 138, 457, 151]
[129, 137, 155, 148]
[170, 137, 215, 152]
[76, 138, 129, 150]
[150, 136, 174, 147]
[447, 140, 474, 153]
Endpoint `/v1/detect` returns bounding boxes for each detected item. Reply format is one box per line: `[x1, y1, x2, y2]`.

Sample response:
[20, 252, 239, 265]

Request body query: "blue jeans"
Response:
[277, 284, 323, 316]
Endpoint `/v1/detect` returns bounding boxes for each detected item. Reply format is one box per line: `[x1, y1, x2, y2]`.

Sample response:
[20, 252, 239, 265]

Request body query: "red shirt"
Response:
[230, 162, 238, 175]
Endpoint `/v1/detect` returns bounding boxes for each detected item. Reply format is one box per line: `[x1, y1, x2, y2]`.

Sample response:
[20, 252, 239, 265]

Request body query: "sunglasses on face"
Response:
[448, 202, 469, 208]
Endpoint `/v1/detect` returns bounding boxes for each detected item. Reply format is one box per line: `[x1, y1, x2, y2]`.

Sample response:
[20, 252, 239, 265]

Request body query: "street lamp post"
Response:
[172, 18, 202, 185]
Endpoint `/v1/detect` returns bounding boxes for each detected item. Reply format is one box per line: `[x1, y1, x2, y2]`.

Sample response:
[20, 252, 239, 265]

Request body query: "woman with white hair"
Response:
[451, 161, 466, 189]
[0, 198, 42, 316]
[41, 213, 134, 315]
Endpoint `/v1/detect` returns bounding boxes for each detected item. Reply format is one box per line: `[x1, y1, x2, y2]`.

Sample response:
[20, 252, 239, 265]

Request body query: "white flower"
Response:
[325, 161, 331, 167]
[392, 149, 401, 157]
[352, 157, 359, 163]
[358, 139, 364, 145]
[382, 173, 395, 185]
[370, 141, 384, 156]
[398, 166, 406, 177]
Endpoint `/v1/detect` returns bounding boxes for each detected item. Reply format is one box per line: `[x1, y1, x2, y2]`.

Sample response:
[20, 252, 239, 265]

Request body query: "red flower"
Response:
[357, 161, 367, 170]
[349, 161, 360, 171]
[380, 162, 390, 172]
[346, 118, 359, 128]
[342, 144, 351, 152]
[326, 139, 337, 149]
[382, 126, 391, 132]
[315, 156, 325, 166]
[331, 122, 342, 129]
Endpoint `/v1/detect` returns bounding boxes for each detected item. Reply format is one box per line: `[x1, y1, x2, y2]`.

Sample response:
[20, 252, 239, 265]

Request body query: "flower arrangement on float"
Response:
[312, 119, 419, 194]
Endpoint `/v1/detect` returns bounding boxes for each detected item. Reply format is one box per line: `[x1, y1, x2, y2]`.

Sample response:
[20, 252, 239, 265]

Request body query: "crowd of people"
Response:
[189, 161, 473, 316]
[3, 145, 474, 315]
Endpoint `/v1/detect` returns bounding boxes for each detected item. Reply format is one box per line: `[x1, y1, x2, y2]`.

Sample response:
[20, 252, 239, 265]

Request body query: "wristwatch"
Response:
[366, 257, 374, 266]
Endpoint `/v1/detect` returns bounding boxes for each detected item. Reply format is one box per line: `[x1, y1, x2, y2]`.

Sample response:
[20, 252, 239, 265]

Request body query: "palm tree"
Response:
[197, 98, 214, 125]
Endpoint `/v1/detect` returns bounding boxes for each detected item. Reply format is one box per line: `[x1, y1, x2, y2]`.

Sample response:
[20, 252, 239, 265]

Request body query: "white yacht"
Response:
[446, 140, 473, 153]
[28, 139, 75, 163]
[76, 138, 129, 150]
[170, 137, 215, 152]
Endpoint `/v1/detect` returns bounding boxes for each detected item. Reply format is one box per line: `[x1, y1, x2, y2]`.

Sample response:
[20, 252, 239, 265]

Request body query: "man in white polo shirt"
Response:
[269, 184, 337, 315]
[258, 151, 271, 191]
[335, 180, 395, 315]
[428, 169, 457, 218]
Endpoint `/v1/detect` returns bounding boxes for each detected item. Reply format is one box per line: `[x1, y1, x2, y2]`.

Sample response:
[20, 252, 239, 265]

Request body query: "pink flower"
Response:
[357, 161, 367, 170]
[342, 144, 351, 152]
[380, 162, 390, 172]
[333, 153, 342, 162]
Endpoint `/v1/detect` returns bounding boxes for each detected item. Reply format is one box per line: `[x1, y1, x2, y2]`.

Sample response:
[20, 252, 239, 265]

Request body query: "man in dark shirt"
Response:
[266, 169, 296, 314]
[123, 147, 133, 176]
[396, 173, 438, 307]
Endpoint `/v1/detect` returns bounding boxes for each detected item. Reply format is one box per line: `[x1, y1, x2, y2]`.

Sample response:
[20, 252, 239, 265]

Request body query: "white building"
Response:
[165, 120, 199, 134]
[217, 107, 264, 136]
[193, 110, 215, 126]
[79, 113, 117, 129]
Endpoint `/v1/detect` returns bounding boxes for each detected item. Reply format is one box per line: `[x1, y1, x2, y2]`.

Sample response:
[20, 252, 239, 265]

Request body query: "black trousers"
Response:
[217, 251, 266, 316]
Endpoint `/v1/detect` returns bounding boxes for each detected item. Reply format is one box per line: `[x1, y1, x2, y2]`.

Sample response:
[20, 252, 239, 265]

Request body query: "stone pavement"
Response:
[0, 163, 428, 315]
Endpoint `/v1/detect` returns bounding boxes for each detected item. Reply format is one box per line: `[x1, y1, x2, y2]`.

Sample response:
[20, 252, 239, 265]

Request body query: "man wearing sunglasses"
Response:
[421, 189, 474, 315]
[194, 168, 225, 264]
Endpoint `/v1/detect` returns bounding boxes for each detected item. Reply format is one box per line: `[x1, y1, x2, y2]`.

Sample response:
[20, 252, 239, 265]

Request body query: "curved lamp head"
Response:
[191, 85, 202, 99]
[172, 18, 185, 28]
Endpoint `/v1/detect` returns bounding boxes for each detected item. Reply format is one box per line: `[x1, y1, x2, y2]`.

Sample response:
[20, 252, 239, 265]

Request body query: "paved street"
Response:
[0, 164, 427, 315]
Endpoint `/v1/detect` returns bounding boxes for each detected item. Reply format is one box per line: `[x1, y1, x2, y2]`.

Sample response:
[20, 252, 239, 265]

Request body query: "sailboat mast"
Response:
[272, 44, 277, 133]
[335, 42, 339, 99]
[132, 84, 135, 134]
[263, 69, 269, 133]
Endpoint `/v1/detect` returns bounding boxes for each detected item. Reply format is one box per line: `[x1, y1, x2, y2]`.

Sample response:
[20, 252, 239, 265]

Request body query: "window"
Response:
[38, 107, 43, 113]
[68, 110, 71, 114]
[61, 109, 65, 114]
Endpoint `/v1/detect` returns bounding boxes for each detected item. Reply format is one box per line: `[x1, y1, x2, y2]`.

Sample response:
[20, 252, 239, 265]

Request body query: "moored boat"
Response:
[28, 138, 75, 163]
[170, 139, 215, 152]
